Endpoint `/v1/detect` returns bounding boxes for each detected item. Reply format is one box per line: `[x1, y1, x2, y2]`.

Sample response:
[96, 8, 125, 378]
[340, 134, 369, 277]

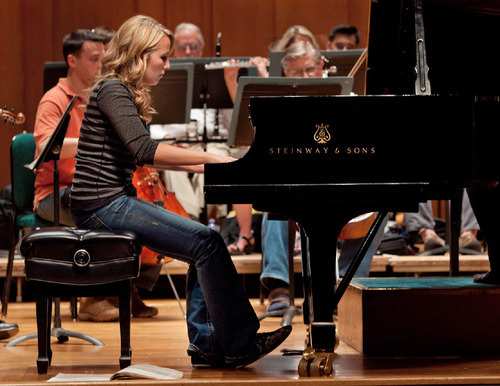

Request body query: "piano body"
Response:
[205, 0, 500, 377]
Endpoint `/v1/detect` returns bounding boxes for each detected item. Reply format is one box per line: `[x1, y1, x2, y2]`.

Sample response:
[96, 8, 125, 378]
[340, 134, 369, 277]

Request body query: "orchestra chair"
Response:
[21, 227, 141, 374]
[1, 132, 52, 319]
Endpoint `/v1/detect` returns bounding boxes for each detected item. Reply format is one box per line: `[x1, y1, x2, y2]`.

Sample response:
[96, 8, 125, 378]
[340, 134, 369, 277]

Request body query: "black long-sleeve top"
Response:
[70, 78, 159, 216]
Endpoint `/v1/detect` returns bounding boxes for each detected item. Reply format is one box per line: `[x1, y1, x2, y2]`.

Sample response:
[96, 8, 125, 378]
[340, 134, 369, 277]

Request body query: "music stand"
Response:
[170, 57, 255, 145]
[7, 95, 103, 347]
[150, 63, 194, 125]
[228, 76, 354, 147]
[43, 62, 68, 93]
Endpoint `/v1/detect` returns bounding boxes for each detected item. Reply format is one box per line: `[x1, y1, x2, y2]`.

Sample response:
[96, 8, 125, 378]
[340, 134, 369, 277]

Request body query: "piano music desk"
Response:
[338, 277, 500, 356]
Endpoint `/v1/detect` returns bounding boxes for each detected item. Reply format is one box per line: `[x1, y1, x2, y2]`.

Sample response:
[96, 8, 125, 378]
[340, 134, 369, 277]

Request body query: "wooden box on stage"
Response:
[338, 277, 500, 356]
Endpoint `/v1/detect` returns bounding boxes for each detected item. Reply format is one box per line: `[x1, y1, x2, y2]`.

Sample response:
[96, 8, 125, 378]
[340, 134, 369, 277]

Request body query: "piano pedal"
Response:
[298, 348, 336, 377]
[281, 349, 303, 356]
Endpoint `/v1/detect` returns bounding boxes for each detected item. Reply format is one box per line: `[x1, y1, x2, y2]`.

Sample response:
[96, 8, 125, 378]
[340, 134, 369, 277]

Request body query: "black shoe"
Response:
[473, 270, 500, 284]
[225, 325, 292, 368]
[0, 320, 19, 340]
[187, 346, 225, 368]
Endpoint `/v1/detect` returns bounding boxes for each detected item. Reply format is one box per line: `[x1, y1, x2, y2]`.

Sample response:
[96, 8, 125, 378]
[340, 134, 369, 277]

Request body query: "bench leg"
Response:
[36, 293, 52, 374]
[118, 281, 132, 369]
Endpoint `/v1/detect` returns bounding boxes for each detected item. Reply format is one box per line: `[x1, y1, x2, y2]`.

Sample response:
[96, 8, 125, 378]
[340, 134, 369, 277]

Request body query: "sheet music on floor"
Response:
[47, 364, 183, 382]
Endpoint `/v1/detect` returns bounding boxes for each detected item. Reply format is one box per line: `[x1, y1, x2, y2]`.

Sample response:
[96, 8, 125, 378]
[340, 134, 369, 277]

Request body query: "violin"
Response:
[1, 106, 25, 125]
[133, 166, 190, 265]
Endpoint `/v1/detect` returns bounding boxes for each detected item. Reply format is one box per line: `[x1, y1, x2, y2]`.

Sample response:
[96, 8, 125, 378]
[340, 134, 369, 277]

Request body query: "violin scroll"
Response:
[1, 106, 26, 125]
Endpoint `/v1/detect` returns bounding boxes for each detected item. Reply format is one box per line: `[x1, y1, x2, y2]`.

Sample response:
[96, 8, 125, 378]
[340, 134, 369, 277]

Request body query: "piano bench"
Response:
[21, 227, 141, 374]
[338, 277, 500, 356]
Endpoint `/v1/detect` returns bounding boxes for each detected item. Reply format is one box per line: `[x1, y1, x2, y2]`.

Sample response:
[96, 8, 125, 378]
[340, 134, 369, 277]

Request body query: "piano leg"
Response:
[296, 213, 350, 377]
[297, 211, 388, 377]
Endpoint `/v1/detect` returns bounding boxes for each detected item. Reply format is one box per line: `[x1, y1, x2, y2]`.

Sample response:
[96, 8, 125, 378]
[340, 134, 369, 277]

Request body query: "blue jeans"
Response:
[261, 212, 388, 284]
[72, 195, 259, 358]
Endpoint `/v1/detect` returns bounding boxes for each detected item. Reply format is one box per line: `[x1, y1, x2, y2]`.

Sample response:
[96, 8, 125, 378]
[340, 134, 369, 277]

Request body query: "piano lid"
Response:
[367, 0, 500, 96]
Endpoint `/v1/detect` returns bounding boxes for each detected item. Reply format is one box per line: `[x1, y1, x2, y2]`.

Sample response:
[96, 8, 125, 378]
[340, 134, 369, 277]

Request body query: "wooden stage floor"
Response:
[1, 298, 500, 385]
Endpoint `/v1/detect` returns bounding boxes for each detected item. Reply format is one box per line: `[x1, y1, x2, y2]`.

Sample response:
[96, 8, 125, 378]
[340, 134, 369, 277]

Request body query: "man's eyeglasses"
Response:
[177, 43, 201, 51]
[287, 64, 320, 77]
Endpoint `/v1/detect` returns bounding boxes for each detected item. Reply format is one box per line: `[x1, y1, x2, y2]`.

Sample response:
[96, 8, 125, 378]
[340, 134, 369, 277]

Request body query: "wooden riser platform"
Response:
[338, 277, 500, 356]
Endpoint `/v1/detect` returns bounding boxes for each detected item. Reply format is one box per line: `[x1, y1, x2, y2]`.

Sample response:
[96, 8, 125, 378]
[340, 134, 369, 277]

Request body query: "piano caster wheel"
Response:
[297, 349, 336, 377]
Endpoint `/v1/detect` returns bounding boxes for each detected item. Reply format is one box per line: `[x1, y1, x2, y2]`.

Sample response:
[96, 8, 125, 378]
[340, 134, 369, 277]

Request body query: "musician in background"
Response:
[150, 22, 232, 222]
[326, 24, 359, 50]
[173, 22, 204, 58]
[92, 25, 115, 50]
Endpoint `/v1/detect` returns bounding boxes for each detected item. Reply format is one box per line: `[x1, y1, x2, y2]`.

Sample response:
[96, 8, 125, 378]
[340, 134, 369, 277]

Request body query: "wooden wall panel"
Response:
[212, 0, 276, 57]
[347, 0, 371, 48]
[0, 0, 371, 189]
[1, 0, 25, 186]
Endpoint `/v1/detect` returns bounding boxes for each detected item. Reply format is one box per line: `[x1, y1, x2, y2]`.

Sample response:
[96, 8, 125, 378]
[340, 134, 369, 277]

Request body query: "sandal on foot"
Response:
[267, 287, 290, 312]
[228, 235, 255, 255]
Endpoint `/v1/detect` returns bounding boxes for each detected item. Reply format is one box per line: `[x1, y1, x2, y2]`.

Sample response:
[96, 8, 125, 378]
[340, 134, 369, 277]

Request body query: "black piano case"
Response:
[22, 227, 141, 285]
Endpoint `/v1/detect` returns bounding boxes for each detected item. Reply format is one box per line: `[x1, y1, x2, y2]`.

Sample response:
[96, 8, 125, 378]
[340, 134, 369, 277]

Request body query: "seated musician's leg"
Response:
[260, 213, 290, 311]
[468, 184, 500, 283]
[228, 204, 255, 255]
[459, 190, 482, 252]
[405, 201, 445, 252]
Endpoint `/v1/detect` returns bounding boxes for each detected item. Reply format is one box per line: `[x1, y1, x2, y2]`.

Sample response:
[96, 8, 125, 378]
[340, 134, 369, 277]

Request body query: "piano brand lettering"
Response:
[267, 123, 376, 156]
[267, 146, 376, 155]
[314, 123, 331, 144]
[268, 147, 330, 155]
[346, 147, 376, 154]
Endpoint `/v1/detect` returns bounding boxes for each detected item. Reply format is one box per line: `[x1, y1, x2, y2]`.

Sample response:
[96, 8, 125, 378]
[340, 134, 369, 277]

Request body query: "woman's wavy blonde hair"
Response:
[273, 25, 319, 51]
[93, 15, 174, 123]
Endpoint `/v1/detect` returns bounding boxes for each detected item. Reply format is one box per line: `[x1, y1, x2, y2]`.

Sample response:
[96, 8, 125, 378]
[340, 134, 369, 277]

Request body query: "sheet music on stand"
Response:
[27, 94, 78, 172]
[228, 76, 354, 147]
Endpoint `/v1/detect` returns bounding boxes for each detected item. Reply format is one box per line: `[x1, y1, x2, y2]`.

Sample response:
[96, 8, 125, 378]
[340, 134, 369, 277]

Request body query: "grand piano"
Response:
[205, 0, 500, 377]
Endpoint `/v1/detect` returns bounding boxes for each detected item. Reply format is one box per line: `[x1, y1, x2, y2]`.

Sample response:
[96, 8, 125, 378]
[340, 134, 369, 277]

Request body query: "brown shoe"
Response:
[459, 231, 482, 252]
[419, 228, 445, 251]
[79, 297, 119, 322]
[132, 285, 158, 318]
